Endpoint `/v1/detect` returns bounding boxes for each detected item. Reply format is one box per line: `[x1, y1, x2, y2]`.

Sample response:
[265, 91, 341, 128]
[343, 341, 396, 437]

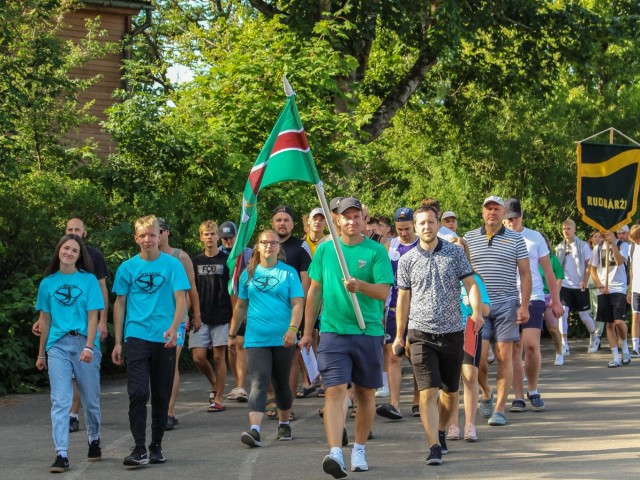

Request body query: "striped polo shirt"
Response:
[464, 225, 528, 304]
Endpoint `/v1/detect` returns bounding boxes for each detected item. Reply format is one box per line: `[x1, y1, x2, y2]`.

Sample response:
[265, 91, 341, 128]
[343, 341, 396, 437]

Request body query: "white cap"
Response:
[482, 195, 505, 207]
[618, 224, 630, 233]
[309, 207, 324, 218]
[441, 211, 456, 220]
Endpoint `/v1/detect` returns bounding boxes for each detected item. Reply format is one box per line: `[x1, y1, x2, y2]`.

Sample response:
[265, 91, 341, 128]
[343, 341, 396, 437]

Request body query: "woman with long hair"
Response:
[35, 234, 104, 473]
[228, 229, 304, 447]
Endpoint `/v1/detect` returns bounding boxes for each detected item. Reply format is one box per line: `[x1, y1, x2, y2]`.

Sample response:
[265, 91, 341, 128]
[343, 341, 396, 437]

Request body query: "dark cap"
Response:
[337, 197, 363, 215]
[329, 197, 344, 213]
[504, 198, 522, 219]
[219, 221, 237, 238]
[272, 205, 295, 220]
[157, 217, 170, 231]
[394, 207, 413, 222]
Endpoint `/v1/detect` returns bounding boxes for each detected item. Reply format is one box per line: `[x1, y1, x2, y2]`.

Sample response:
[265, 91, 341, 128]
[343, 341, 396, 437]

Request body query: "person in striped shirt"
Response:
[463, 196, 531, 427]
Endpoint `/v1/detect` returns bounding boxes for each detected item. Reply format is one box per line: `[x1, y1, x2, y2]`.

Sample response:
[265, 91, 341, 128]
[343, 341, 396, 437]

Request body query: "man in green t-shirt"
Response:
[300, 197, 394, 479]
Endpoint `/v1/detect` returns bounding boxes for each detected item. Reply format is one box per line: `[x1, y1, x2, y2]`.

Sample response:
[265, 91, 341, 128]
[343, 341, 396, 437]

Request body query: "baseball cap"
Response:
[337, 197, 363, 215]
[394, 207, 413, 222]
[618, 224, 630, 233]
[329, 197, 344, 213]
[157, 217, 170, 231]
[482, 195, 505, 208]
[309, 207, 325, 218]
[272, 205, 295, 220]
[219, 221, 237, 238]
[504, 198, 522, 219]
[441, 211, 456, 220]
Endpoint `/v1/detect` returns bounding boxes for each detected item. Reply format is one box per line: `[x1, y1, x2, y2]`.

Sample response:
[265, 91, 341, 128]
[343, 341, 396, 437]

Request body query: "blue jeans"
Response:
[47, 334, 101, 453]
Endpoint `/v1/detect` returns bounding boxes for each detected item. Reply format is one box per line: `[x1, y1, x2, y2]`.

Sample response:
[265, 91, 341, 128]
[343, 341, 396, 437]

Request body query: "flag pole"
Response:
[314, 182, 367, 331]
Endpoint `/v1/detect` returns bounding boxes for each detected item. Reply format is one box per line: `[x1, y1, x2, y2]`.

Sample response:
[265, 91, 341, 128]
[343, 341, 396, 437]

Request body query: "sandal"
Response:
[208, 390, 217, 402]
[296, 386, 317, 398]
[316, 388, 326, 398]
[207, 401, 226, 412]
[318, 407, 324, 418]
[349, 405, 358, 419]
[265, 398, 277, 419]
[289, 411, 296, 422]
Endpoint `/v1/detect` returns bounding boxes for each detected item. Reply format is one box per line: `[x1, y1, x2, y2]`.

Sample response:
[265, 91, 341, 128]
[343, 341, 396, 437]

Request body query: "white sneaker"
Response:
[554, 354, 564, 366]
[562, 345, 570, 356]
[375, 385, 389, 398]
[322, 452, 347, 478]
[588, 335, 600, 353]
[351, 448, 368, 472]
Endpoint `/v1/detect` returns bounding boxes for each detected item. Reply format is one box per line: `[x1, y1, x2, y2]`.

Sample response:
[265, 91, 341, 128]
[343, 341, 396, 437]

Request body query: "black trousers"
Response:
[125, 337, 176, 447]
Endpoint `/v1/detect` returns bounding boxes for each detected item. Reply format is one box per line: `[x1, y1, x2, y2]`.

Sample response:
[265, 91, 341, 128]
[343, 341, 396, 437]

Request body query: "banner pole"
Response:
[314, 183, 366, 331]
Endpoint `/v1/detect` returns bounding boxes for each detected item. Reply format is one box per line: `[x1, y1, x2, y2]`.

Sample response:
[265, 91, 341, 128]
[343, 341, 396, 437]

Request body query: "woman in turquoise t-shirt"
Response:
[229, 230, 304, 447]
[35, 234, 104, 473]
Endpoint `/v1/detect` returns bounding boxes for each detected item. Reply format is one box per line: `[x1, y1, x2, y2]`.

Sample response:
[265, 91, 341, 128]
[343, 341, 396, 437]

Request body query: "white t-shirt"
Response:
[516, 227, 549, 302]
[437, 225, 458, 242]
[561, 241, 592, 288]
[631, 244, 640, 293]
[590, 242, 629, 295]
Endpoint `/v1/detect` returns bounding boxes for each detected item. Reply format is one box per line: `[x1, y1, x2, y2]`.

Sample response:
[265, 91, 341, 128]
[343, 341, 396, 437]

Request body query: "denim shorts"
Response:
[482, 299, 520, 343]
[317, 333, 383, 389]
[522, 300, 546, 330]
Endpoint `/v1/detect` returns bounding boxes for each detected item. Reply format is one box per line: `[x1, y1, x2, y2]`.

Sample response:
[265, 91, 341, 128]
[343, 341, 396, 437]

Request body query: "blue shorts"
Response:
[482, 299, 520, 343]
[384, 308, 407, 344]
[177, 322, 187, 348]
[317, 333, 384, 389]
[522, 300, 545, 330]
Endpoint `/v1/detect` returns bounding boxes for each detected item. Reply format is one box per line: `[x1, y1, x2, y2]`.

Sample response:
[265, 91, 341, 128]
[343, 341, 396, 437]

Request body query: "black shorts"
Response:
[408, 329, 463, 393]
[596, 293, 627, 323]
[560, 287, 591, 312]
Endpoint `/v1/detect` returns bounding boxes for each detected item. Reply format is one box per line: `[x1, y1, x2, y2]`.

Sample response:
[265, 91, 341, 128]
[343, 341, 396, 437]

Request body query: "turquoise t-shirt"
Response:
[238, 261, 304, 348]
[309, 236, 394, 336]
[460, 273, 491, 327]
[36, 270, 104, 351]
[113, 252, 191, 343]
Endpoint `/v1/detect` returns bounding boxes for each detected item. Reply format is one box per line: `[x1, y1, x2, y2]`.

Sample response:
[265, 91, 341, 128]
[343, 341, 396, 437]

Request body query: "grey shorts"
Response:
[188, 323, 229, 349]
[482, 299, 520, 343]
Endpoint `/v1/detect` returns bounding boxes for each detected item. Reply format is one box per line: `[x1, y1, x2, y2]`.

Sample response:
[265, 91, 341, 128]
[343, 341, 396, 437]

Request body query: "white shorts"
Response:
[188, 323, 229, 349]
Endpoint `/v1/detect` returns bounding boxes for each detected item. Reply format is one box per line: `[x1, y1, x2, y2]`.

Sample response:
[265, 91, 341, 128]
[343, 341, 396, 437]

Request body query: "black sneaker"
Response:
[69, 416, 79, 433]
[342, 427, 348, 447]
[149, 443, 166, 464]
[438, 431, 448, 454]
[123, 446, 148, 467]
[87, 439, 101, 462]
[241, 428, 261, 447]
[277, 424, 292, 441]
[165, 415, 177, 431]
[49, 454, 69, 473]
[426, 444, 442, 465]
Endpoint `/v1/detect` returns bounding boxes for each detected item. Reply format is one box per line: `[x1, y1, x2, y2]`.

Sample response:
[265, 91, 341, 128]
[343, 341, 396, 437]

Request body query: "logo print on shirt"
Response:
[358, 260, 368, 269]
[252, 275, 280, 293]
[53, 284, 82, 307]
[135, 273, 166, 294]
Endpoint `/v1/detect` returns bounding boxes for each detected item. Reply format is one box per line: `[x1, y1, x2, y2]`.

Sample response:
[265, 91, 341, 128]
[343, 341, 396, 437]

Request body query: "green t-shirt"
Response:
[540, 253, 564, 294]
[309, 236, 394, 336]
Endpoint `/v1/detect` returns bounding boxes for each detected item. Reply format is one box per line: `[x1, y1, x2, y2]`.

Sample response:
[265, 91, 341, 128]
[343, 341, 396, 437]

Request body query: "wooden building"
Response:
[59, 0, 153, 157]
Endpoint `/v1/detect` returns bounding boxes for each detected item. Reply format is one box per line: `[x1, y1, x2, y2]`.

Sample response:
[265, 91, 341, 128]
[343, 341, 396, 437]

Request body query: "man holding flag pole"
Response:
[227, 76, 393, 477]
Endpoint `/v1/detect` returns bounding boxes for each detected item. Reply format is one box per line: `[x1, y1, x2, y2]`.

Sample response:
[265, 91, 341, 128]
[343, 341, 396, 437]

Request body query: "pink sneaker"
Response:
[464, 424, 478, 442]
[446, 424, 460, 440]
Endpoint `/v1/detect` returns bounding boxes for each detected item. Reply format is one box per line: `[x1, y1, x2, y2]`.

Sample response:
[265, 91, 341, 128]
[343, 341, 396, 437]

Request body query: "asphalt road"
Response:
[1, 339, 639, 480]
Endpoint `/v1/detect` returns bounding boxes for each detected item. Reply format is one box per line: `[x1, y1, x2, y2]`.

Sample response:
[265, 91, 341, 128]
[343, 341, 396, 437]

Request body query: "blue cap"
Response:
[394, 207, 413, 222]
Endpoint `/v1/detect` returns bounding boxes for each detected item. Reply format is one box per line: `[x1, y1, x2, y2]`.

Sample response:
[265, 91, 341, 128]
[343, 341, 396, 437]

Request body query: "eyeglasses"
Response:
[259, 240, 279, 247]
